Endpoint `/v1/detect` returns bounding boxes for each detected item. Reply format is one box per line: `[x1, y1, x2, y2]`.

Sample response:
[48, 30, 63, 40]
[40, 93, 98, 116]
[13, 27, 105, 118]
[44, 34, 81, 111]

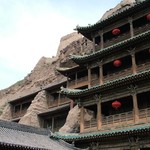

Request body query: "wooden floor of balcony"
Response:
[83, 108, 150, 133]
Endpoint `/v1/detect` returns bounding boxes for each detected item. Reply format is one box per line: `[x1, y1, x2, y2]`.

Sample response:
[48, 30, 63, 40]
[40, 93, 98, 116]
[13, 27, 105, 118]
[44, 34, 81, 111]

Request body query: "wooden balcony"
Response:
[48, 98, 70, 108]
[68, 76, 88, 88]
[83, 111, 134, 132]
[83, 108, 150, 132]
[102, 111, 134, 127]
[104, 67, 132, 83]
[134, 23, 150, 36]
[104, 31, 130, 48]
[139, 107, 150, 123]
[12, 109, 27, 119]
[91, 75, 99, 86]
[137, 61, 150, 73]
[84, 118, 97, 132]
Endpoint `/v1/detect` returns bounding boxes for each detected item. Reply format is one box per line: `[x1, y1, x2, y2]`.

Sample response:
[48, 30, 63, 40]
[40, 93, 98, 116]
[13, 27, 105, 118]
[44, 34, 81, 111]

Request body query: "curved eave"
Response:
[53, 124, 150, 141]
[56, 65, 82, 76]
[60, 70, 150, 97]
[76, 0, 149, 37]
[71, 30, 150, 64]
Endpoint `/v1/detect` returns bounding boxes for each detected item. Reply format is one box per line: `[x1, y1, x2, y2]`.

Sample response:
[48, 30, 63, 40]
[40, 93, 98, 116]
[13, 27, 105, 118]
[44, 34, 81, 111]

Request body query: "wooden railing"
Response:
[68, 76, 88, 88]
[84, 118, 97, 129]
[137, 62, 150, 73]
[134, 23, 150, 36]
[139, 108, 150, 123]
[91, 75, 99, 86]
[48, 98, 70, 108]
[104, 32, 130, 48]
[102, 111, 134, 126]
[104, 68, 132, 83]
[84, 111, 134, 131]
[12, 109, 27, 119]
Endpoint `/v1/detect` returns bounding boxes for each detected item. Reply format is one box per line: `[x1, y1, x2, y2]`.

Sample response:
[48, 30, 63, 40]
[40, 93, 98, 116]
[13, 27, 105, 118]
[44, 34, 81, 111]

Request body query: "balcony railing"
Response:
[84, 118, 97, 130]
[68, 76, 88, 88]
[137, 61, 150, 73]
[104, 31, 130, 48]
[102, 111, 134, 126]
[139, 107, 150, 123]
[134, 23, 150, 36]
[104, 67, 132, 83]
[48, 98, 70, 108]
[84, 111, 134, 132]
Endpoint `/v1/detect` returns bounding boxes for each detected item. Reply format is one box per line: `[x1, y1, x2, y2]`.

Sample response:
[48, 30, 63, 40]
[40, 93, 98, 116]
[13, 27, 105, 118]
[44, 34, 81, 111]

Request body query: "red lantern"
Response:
[146, 14, 150, 21]
[112, 28, 121, 35]
[113, 59, 122, 67]
[112, 101, 121, 109]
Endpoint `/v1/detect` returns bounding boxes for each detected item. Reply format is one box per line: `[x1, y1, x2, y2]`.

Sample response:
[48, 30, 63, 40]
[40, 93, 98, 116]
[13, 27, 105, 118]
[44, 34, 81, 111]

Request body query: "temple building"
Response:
[54, 0, 150, 149]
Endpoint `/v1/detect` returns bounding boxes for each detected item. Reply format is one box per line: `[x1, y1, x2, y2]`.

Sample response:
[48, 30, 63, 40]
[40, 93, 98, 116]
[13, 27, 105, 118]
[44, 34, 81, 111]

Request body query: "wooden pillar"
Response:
[58, 92, 61, 106]
[131, 52, 137, 74]
[67, 76, 69, 88]
[70, 100, 74, 109]
[88, 66, 91, 88]
[132, 93, 139, 124]
[20, 104, 22, 117]
[75, 72, 77, 86]
[99, 31, 104, 49]
[80, 106, 84, 133]
[129, 18, 134, 37]
[52, 117, 54, 132]
[97, 100, 102, 130]
[92, 36, 96, 52]
[99, 62, 103, 85]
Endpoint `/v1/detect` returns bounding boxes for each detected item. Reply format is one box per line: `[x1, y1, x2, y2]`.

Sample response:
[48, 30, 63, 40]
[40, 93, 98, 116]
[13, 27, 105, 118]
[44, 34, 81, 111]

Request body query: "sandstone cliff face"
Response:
[19, 90, 48, 127]
[100, 0, 136, 20]
[0, 32, 88, 122]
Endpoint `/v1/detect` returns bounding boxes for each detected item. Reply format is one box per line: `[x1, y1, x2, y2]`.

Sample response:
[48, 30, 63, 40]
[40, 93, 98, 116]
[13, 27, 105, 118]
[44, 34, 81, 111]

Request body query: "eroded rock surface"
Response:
[19, 90, 48, 127]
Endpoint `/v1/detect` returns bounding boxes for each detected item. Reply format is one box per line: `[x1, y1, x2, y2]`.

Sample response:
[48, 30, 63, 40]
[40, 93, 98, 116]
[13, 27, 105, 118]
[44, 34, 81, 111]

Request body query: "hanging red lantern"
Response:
[112, 28, 121, 35]
[112, 101, 121, 109]
[146, 14, 150, 21]
[113, 59, 122, 67]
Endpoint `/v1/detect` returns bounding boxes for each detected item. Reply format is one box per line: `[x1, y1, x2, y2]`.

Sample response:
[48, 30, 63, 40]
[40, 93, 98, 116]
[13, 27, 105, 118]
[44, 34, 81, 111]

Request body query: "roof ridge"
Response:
[0, 119, 49, 135]
[71, 29, 150, 63]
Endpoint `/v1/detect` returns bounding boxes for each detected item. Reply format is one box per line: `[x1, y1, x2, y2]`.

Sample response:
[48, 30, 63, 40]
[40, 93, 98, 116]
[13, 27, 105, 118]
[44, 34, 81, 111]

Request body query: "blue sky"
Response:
[0, 0, 121, 90]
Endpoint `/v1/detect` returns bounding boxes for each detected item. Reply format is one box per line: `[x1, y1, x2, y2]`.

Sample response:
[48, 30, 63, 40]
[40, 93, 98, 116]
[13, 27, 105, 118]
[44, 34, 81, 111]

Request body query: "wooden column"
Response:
[129, 18, 134, 37]
[131, 52, 137, 74]
[132, 93, 139, 124]
[75, 73, 77, 86]
[67, 76, 69, 88]
[80, 106, 84, 133]
[58, 92, 61, 106]
[70, 100, 74, 109]
[92, 36, 96, 52]
[99, 62, 103, 85]
[88, 66, 91, 88]
[99, 31, 104, 49]
[97, 100, 102, 130]
[52, 117, 54, 132]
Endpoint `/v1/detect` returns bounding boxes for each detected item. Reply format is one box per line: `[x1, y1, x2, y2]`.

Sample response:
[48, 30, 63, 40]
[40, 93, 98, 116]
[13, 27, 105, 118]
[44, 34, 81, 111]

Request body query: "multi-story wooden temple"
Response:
[53, 0, 150, 149]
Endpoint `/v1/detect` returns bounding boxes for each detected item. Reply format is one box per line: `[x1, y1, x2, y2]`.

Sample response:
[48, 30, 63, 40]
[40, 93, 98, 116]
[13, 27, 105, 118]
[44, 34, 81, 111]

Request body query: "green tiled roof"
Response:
[60, 70, 150, 97]
[53, 124, 150, 141]
[76, 0, 149, 33]
[71, 30, 150, 64]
